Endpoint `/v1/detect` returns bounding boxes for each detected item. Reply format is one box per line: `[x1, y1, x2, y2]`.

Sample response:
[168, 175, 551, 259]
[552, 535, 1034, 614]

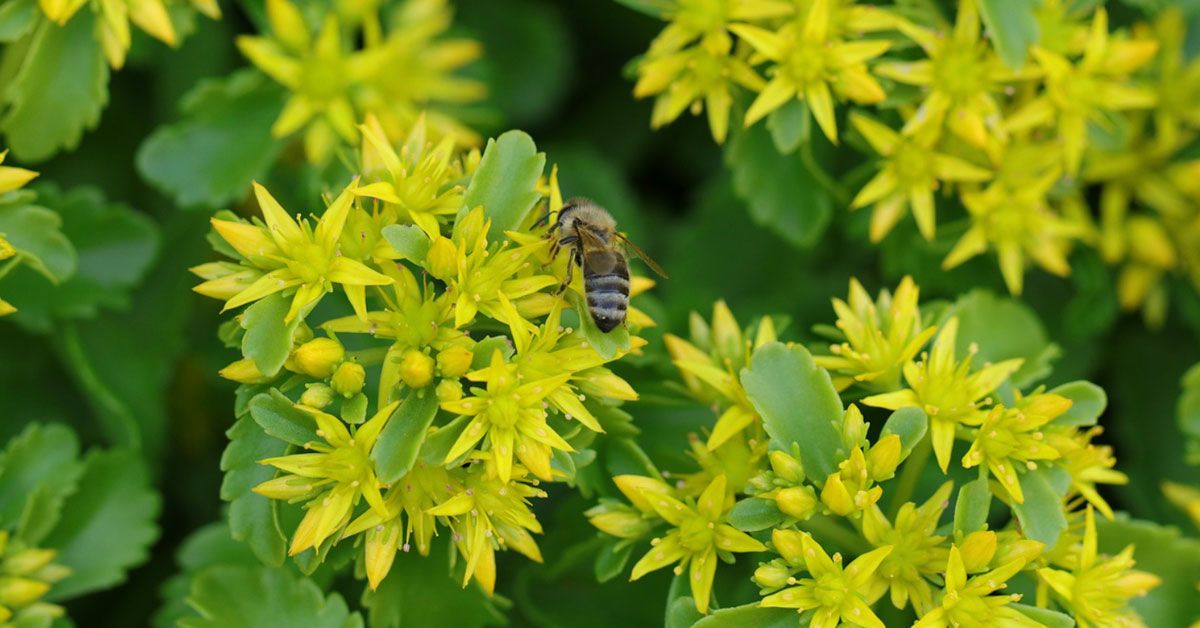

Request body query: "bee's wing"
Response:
[614, 233, 669, 278]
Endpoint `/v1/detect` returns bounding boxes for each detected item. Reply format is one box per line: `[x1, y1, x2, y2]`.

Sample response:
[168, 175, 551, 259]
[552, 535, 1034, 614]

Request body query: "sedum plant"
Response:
[197, 116, 658, 611]
[620, 0, 1200, 326]
[588, 277, 1161, 626]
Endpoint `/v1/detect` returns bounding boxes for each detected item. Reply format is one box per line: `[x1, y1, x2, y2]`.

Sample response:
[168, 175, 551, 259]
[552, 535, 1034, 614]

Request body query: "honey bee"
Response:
[541, 198, 667, 332]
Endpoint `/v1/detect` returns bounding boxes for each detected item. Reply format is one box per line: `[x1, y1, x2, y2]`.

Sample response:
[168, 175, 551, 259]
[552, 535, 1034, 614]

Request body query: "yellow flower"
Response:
[1139, 8, 1200, 147]
[1038, 507, 1161, 628]
[38, 0, 188, 69]
[355, 114, 467, 238]
[819, 406, 895, 516]
[0, 149, 38, 317]
[1163, 481, 1200, 530]
[439, 350, 575, 483]
[878, 0, 1033, 148]
[848, 112, 991, 242]
[815, 276, 937, 392]
[860, 482, 954, 615]
[625, 475, 765, 613]
[760, 529, 893, 627]
[427, 463, 547, 595]
[1006, 8, 1158, 175]
[0, 530, 69, 625]
[863, 317, 1023, 472]
[961, 393, 1070, 503]
[198, 181, 392, 323]
[1047, 427, 1128, 520]
[254, 400, 400, 555]
[733, 0, 892, 143]
[915, 545, 1038, 627]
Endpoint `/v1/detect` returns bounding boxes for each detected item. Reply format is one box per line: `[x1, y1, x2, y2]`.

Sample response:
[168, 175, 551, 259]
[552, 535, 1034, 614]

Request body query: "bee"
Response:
[541, 198, 668, 333]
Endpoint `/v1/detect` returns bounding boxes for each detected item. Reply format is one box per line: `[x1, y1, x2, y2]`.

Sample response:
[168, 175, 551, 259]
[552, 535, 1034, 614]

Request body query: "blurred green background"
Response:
[2, 0, 1199, 625]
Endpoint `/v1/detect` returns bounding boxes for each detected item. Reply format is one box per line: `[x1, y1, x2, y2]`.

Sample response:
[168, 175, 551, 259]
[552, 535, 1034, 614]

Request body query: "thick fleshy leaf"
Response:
[594, 539, 635, 583]
[0, 202, 75, 283]
[978, 0, 1039, 69]
[460, 130, 544, 241]
[949, 290, 1058, 389]
[0, 423, 84, 543]
[240, 293, 302, 376]
[248, 390, 320, 446]
[880, 407, 927, 460]
[0, 13, 109, 161]
[741, 342, 844, 481]
[726, 497, 786, 532]
[953, 477, 992, 536]
[692, 602, 796, 627]
[1011, 466, 1069, 547]
[766, 99, 810, 155]
[220, 416, 288, 566]
[1047, 381, 1106, 427]
[371, 391, 439, 484]
[178, 564, 361, 628]
[1009, 603, 1074, 628]
[42, 449, 160, 600]
[137, 69, 287, 208]
[380, 225, 430, 263]
[0, 0, 37, 42]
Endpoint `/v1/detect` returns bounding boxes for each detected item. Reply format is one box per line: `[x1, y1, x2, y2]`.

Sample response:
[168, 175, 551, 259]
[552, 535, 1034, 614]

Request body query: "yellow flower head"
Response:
[1047, 427, 1128, 520]
[623, 474, 765, 613]
[863, 317, 1023, 472]
[1038, 507, 1161, 627]
[760, 529, 893, 627]
[0, 149, 39, 317]
[197, 180, 393, 323]
[254, 400, 400, 556]
[961, 393, 1070, 503]
[38, 0, 202, 69]
[860, 482, 954, 615]
[914, 545, 1038, 628]
[0, 530, 70, 625]
[815, 276, 937, 393]
[734, 0, 893, 143]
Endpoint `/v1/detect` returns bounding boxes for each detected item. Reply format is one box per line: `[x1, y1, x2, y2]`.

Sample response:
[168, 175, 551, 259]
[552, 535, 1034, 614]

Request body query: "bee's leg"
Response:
[555, 247, 580, 295]
[532, 210, 554, 229]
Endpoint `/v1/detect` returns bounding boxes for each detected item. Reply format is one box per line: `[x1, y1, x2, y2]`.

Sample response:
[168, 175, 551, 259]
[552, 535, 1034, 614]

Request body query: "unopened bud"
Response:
[959, 531, 997, 572]
[299, 383, 336, 409]
[331, 361, 366, 397]
[995, 534, 1044, 567]
[253, 475, 325, 500]
[820, 473, 855, 516]
[588, 510, 651, 539]
[753, 561, 791, 589]
[774, 486, 817, 520]
[770, 529, 806, 565]
[436, 345, 474, 379]
[768, 450, 805, 484]
[436, 379, 463, 403]
[3, 549, 56, 577]
[425, 236, 459, 281]
[868, 435, 902, 481]
[293, 338, 344, 378]
[219, 358, 271, 384]
[399, 350, 435, 388]
[0, 577, 49, 608]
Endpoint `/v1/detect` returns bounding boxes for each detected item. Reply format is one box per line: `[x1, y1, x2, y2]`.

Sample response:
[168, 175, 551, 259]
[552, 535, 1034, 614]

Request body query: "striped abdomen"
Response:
[584, 250, 630, 333]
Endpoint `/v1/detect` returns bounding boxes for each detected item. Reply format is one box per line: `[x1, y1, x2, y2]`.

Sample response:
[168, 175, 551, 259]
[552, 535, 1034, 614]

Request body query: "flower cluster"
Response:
[0, 150, 38, 317]
[37, 0, 219, 69]
[240, 0, 485, 163]
[589, 276, 1155, 625]
[0, 530, 70, 625]
[628, 0, 1200, 323]
[200, 121, 655, 595]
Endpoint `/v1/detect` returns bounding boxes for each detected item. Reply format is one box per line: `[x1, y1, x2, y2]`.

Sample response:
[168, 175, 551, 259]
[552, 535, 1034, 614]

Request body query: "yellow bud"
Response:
[0, 531, 7, 554]
[958, 531, 997, 572]
[843, 404, 868, 444]
[868, 435, 902, 481]
[1021, 393, 1072, 421]
[299, 383, 335, 409]
[753, 561, 791, 589]
[0, 605, 10, 623]
[292, 338, 344, 378]
[588, 510, 651, 539]
[774, 486, 817, 520]
[436, 345, 474, 379]
[3, 549, 56, 577]
[711, 300, 744, 365]
[994, 535, 1044, 567]
[331, 361, 366, 397]
[0, 577, 50, 608]
[770, 529, 807, 565]
[820, 473, 855, 516]
[252, 475, 325, 500]
[219, 358, 271, 384]
[576, 367, 639, 401]
[435, 379, 463, 403]
[425, 236, 459, 281]
[768, 450, 805, 483]
[399, 350, 435, 388]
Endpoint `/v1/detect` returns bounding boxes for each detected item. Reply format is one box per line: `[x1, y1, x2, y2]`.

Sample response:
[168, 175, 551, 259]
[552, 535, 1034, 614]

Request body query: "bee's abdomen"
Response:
[585, 273, 629, 332]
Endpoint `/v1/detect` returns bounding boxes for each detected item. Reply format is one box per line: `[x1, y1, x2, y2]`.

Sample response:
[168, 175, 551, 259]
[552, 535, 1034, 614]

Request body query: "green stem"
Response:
[798, 515, 871, 555]
[799, 139, 851, 207]
[887, 436, 931, 518]
[57, 323, 142, 450]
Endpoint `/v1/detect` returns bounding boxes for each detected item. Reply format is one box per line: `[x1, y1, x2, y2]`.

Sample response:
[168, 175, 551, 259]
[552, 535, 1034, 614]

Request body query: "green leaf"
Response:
[949, 290, 1058, 389]
[766, 100, 810, 154]
[0, 185, 159, 327]
[470, 336, 515, 369]
[693, 603, 797, 628]
[0, 202, 75, 282]
[665, 596, 702, 628]
[460, 130, 545, 241]
[0, 423, 84, 543]
[220, 416, 288, 566]
[136, 69, 286, 208]
[978, 0, 1039, 69]
[419, 414, 473, 465]
[249, 390, 320, 446]
[727, 497, 786, 532]
[179, 564, 362, 628]
[0, 15, 108, 161]
[371, 391, 438, 484]
[1179, 363, 1200, 465]
[953, 477, 991, 536]
[881, 407, 928, 460]
[1011, 466, 1069, 548]
[1009, 603, 1074, 628]
[363, 537, 503, 628]
[725, 121, 833, 249]
[241, 293, 302, 377]
[380, 224, 430, 263]
[741, 342, 844, 481]
[1047, 381, 1106, 427]
[42, 449, 160, 601]
[0, 0, 36, 42]
[1095, 515, 1200, 628]
[567, 289, 630, 359]
[341, 392, 368, 425]
[594, 539, 634, 583]
[612, 0, 676, 18]
[153, 523, 261, 628]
